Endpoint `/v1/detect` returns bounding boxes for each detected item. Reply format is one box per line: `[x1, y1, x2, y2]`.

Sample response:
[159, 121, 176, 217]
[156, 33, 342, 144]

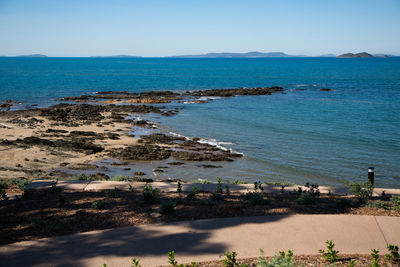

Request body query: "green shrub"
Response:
[390, 196, 400, 210]
[221, 251, 248, 267]
[296, 193, 315, 205]
[243, 192, 268, 206]
[195, 178, 211, 184]
[216, 178, 223, 193]
[231, 179, 247, 184]
[0, 180, 8, 189]
[159, 200, 175, 215]
[110, 175, 131, 181]
[296, 183, 320, 205]
[385, 244, 400, 264]
[192, 186, 199, 194]
[7, 177, 31, 190]
[185, 191, 196, 201]
[264, 181, 295, 186]
[210, 193, 224, 202]
[318, 240, 340, 263]
[345, 180, 373, 204]
[131, 258, 141, 267]
[167, 251, 196, 267]
[257, 249, 300, 267]
[70, 173, 90, 180]
[91, 200, 107, 210]
[367, 200, 389, 210]
[177, 181, 182, 193]
[225, 185, 230, 196]
[371, 249, 380, 267]
[142, 184, 159, 203]
[254, 181, 263, 192]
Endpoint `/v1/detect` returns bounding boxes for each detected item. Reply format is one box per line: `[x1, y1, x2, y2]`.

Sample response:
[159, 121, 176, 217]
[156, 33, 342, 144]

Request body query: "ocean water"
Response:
[1, 57, 400, 187]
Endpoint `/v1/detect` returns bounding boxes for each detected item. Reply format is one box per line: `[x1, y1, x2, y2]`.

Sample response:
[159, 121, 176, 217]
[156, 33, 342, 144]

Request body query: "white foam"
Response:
[168, 131, 244, 155]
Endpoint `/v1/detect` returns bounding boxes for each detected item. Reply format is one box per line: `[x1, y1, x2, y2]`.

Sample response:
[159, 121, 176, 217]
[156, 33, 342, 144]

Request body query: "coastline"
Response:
[0, 87, 283, 182]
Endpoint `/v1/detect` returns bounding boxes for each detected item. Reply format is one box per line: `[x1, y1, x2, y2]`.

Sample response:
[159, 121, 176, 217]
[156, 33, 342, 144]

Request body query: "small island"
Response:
[15, 54, 48, 58]
[337, 52, 374, 58]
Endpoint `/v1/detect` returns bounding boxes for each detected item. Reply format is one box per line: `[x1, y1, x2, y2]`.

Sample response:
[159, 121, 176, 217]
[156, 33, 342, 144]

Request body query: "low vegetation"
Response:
[100, 241, 399, 267]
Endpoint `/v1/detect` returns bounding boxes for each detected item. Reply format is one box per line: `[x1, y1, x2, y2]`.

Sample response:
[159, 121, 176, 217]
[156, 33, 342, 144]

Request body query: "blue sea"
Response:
[1, 57, 399, 188]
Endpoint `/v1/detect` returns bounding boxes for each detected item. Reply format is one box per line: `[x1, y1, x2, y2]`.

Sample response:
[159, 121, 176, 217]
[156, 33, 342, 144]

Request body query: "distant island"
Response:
[171, 51, 305, 58]
[90, 55, 142, 58]
[15, 54, 48, 58]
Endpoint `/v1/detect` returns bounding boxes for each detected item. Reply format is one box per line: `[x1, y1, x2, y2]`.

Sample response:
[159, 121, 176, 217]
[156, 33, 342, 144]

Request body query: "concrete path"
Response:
[1, 215, 399, 267]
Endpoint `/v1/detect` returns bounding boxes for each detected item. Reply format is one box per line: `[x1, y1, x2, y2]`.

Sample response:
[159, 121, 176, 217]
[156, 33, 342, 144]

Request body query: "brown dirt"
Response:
[160, 254, 395, 267]
[1, 189, 399, 245]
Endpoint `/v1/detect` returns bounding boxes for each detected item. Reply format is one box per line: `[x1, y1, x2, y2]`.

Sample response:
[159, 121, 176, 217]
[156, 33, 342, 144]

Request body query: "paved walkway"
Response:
[1, 215, 400, 267]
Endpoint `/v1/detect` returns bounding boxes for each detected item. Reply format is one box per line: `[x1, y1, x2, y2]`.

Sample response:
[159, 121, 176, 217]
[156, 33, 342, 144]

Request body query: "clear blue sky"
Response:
[0, 0, 399, 57]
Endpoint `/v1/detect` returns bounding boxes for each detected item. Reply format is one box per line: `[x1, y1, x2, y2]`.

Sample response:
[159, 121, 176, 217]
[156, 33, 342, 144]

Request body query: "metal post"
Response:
[368, 167, 375, 186]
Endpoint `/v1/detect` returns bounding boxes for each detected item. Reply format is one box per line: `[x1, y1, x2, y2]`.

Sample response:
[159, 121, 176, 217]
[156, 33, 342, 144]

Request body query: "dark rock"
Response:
[46, 129, 68, 134]
[167, 161, 185, 165]
[320, 88, 332, 91]
[16, 136, 104, 154]
[134, 171, 145, 176]
[198, 164, 223, 168]
[109, 145, 171, 160]
[171, 151, 234, 161]
[140, 133, 185, 144]
[88, 172, 110, 180]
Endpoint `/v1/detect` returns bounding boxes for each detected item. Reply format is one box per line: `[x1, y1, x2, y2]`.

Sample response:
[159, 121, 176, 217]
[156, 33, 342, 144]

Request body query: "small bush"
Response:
[264, 181, 294, 186]
[210, 193, 224, 202]
[296, 183, 320, 205]
[385, 244, 400, 264]
[371, 249, 380, 267]
[390, 196, 400, 210]
[254, 181, 263, 192]
[177, 181, 182, 193]
[216, 178, 223, 193]
[296, 193, 315, 205]
[367, 200, 389, 210]
[6, 177, 31, 190]
[185, 191, 196, 201]
[91, 200, 107, 210]
[192, 186, 199, 194]
[159, 201, 175, 215]
[131, 258, 141, 267]
[142, 184, 159, 203]
[225, 185, 230, 196]
[258, 249, 299, 267]
[195, 178, 211, 184]
[243, 192, 268, 206]
[318, 240, 340, 263]
[221, 251, 247, 267]
[0, 180, 8, 189]
[231, 179, 247, 184]
[110, 175, 132, 181]
[345, 180, 373, 204]
[71, 173, 92, 181]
